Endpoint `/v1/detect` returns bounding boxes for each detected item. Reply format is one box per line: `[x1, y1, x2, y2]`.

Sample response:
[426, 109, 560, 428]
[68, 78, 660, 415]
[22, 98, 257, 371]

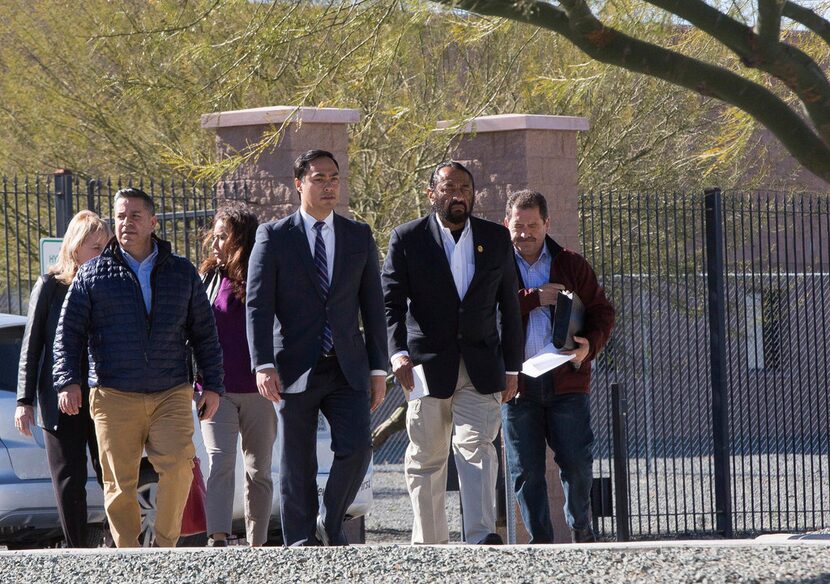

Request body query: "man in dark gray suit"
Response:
[246, 150, 387, 546]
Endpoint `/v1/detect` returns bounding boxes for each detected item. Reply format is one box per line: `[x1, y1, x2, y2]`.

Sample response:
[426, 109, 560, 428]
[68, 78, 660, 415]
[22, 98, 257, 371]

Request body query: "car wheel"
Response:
[137, 463, 160, 547]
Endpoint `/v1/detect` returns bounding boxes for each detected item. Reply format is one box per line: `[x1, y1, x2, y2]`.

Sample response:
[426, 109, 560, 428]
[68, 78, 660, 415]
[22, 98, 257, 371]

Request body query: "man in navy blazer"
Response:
[246, 150, 388, 546]
[382, 161, 523, 545]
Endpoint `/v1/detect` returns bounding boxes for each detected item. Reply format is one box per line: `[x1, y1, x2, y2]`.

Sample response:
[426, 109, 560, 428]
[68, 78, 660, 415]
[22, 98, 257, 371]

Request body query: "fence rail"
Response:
[584, 190, 830, 539]
[1, 173, 217, 314]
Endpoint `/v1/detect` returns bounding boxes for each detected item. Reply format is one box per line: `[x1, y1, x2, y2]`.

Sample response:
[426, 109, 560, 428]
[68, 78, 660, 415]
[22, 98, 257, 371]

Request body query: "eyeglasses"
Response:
[435, 181, 473, 196]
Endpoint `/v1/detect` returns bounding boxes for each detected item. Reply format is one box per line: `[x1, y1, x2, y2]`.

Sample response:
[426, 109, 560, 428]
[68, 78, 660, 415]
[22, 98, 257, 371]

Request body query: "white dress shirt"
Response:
[436, 215, 475, 300]
[258, 209, 385, 393]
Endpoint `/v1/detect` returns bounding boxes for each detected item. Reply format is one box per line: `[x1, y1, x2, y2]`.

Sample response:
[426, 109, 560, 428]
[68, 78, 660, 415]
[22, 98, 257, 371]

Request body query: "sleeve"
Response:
[186, 266, 224, 394]
[359, 225, 389, 372]
[518, 287, 542, 315]
[53, 270, 92, 391]
[381, 227, 411, 360]
[246, 224, 278, 371]
[16, 276, 49, 405]
[497, 230, 524, 373]
[570, 253, 615, 361]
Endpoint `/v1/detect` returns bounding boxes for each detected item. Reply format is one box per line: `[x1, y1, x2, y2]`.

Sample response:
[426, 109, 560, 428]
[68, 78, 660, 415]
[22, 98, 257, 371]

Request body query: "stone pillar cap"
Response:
[437, 114, 589, 133]
[201, 106, 361, 129]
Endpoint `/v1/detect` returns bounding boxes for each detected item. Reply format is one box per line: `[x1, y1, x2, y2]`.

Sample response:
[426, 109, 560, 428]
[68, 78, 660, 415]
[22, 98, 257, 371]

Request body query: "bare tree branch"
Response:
[783, 1, 830, 47]
[642, 0, 830, 141]
[434, 0, 830, 183]
[757, 0, 784, 48]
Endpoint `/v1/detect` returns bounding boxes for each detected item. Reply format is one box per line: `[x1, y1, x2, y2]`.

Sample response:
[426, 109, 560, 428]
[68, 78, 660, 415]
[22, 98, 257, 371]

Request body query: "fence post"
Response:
[53, 169, 74, 237]
[703, 187, 733, 538]
[87, 179, 99, 214]
[611, 383, 630, 541]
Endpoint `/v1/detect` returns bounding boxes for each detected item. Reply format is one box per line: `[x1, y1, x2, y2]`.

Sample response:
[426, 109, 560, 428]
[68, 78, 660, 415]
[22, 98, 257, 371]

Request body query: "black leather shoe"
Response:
[571, 527, 596, 543]
[477, 532, 504, 545]
[207, 537, 229, 547]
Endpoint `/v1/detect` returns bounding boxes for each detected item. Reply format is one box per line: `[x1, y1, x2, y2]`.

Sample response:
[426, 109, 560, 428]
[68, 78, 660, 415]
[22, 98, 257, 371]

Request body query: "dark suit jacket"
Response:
[382, 214, 523, 398]
[246, 210, 387, 393]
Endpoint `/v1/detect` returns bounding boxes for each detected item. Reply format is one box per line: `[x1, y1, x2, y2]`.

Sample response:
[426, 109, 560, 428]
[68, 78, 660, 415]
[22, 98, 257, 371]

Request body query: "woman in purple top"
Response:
[197, 205, 277, 547]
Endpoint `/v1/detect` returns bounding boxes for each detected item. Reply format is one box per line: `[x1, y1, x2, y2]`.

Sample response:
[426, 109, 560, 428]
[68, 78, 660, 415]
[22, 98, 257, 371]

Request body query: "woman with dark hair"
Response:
[197, 204, 276, 547]
[15, 210, 112, 547]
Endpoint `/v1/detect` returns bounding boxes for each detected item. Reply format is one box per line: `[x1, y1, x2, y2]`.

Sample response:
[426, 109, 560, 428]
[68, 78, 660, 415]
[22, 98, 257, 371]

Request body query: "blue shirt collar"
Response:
[514, 241, 550, 269]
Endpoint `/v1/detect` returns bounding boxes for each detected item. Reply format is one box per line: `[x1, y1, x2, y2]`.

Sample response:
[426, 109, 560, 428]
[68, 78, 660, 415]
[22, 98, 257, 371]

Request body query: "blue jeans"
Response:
[501, 375, 593, 543]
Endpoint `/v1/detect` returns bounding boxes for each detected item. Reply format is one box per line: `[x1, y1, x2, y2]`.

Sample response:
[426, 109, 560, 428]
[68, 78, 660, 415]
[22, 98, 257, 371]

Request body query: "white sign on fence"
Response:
[39, 238, 63, 275]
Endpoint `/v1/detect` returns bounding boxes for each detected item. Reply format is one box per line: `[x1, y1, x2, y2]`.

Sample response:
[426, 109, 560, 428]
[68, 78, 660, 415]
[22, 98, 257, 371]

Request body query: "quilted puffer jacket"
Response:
[53, 236, 224, 394]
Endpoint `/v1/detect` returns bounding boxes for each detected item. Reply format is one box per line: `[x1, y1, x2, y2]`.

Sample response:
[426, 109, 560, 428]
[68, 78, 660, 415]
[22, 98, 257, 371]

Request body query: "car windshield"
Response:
[0, 326, 24, 392]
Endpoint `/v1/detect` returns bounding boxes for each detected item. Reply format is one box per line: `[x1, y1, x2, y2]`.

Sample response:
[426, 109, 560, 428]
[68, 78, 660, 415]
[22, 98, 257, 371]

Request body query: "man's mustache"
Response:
[515, 236, 536, 243]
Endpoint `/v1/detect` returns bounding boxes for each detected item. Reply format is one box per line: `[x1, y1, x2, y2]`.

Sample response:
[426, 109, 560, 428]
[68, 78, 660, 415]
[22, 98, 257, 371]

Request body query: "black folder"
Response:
[552, 291, 584, 351]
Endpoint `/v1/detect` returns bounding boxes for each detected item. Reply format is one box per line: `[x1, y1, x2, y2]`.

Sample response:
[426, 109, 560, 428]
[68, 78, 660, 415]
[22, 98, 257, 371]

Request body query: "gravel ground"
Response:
[365, 464, 462, 544]
[1, 542, 829, 583]
[1, 464, 828, 583]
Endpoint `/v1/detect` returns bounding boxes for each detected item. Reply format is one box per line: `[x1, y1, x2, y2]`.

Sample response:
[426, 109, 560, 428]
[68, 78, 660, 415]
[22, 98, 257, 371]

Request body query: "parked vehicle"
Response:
[0, 313, 371, 548]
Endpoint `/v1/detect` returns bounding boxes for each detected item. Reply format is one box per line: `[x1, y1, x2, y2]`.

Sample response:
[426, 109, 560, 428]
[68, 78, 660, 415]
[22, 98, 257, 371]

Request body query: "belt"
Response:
[319, 349, 337, 360]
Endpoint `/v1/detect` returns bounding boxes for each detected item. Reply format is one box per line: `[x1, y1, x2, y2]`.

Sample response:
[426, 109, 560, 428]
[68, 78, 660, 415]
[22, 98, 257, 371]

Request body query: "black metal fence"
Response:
[1, 173, 218, 314]
[3, 174, 828, 540]
[585, 190, 830, 539]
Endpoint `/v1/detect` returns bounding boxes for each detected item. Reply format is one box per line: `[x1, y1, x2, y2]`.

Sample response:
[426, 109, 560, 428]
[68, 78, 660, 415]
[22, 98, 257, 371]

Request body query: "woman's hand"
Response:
[15, 405, 35, 437]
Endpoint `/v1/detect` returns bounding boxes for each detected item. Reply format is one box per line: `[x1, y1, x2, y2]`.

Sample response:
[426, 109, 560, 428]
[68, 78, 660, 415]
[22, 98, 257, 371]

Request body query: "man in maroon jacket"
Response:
[502, 190, 615, 543]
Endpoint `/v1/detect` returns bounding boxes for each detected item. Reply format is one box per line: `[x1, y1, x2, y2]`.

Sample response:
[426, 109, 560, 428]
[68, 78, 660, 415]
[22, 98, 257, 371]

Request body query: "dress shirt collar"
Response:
[300, 208, 334, 233]
[514, 241, 550, 270]
[434, 214, 471, 245]
[121, 240, 159, 270]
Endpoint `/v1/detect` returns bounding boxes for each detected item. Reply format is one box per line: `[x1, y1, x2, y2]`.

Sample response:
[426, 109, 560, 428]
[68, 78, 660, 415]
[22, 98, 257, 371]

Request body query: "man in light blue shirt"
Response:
[502, 190, 615, 544]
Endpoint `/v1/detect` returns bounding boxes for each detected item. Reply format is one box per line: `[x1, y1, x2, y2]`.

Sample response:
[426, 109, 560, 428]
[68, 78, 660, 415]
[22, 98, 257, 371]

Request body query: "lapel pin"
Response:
[477, 245, 484, 253]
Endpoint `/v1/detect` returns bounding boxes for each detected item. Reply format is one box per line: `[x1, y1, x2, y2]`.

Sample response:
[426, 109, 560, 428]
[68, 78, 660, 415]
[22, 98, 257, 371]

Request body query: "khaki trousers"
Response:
[90, 383, 196, 548]
[405, 360, 502, 544]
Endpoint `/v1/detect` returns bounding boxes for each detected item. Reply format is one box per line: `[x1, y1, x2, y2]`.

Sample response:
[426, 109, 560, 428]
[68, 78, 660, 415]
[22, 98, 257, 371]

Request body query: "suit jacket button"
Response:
[457, 333, 463, 340]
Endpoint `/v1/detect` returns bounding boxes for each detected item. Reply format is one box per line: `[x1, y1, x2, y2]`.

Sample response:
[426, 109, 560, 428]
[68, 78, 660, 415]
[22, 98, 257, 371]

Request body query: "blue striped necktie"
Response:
[314, 221, 334, 354]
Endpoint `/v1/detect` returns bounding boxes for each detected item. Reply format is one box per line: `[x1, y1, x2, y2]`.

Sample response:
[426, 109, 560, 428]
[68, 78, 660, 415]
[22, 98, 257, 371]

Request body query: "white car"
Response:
[0, 313, 371, 547]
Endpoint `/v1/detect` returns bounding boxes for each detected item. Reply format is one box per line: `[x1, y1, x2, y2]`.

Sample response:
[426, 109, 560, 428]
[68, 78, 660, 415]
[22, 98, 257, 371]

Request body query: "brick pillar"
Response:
[440, 114, 590, 544]
[201, 106, 360, 221]
[439, 114, 588, 252]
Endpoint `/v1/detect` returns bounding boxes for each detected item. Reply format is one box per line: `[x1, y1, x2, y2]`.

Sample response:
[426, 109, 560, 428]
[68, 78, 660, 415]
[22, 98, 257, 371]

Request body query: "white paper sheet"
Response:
[521, 343, 575, 378]
[407, 364, 430, 401]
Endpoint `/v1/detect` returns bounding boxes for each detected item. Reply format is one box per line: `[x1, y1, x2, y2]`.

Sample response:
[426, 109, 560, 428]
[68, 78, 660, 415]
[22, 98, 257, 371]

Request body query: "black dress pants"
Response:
[42, 398, 104, 548]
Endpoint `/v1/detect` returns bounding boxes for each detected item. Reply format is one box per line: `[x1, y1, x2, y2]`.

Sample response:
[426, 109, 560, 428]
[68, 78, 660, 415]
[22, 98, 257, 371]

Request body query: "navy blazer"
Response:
[382, 214, 523, 398]
[246, 210, 388, 393]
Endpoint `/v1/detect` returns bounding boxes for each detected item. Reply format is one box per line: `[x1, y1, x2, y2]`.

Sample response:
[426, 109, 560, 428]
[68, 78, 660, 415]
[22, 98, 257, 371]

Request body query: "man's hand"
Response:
[563, 336, 590, 369]
[501, 375, 518, 403]
[14, 405, 35, 437]
[392, 354, 414, 392]
[58, 384, 82, 415]
[256, 367, 282, 403]
[196, 390, 221, 421]
[537, 283, 566, 306]
[370, 375, 386, 413]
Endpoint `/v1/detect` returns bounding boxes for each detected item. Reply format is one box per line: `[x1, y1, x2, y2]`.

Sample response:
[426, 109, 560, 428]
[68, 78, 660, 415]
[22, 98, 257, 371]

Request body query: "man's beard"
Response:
[433, 199, 473, 227]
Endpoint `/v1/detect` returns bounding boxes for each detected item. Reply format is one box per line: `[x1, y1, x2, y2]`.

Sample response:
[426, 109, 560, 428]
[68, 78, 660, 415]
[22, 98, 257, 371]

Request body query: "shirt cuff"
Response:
[255, 363, 276, 372]
[370, 370, 387, 377]
[506, 371, 519, 376]
[390, 351, 410, 363]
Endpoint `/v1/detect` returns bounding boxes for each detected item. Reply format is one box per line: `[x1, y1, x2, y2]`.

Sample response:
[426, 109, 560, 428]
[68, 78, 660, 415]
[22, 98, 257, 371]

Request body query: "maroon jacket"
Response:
[515, 236, 615, 395]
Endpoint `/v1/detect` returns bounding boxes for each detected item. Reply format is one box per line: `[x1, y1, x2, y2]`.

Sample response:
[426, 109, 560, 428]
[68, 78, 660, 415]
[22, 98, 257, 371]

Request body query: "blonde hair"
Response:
[49, 210, 112, 285]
